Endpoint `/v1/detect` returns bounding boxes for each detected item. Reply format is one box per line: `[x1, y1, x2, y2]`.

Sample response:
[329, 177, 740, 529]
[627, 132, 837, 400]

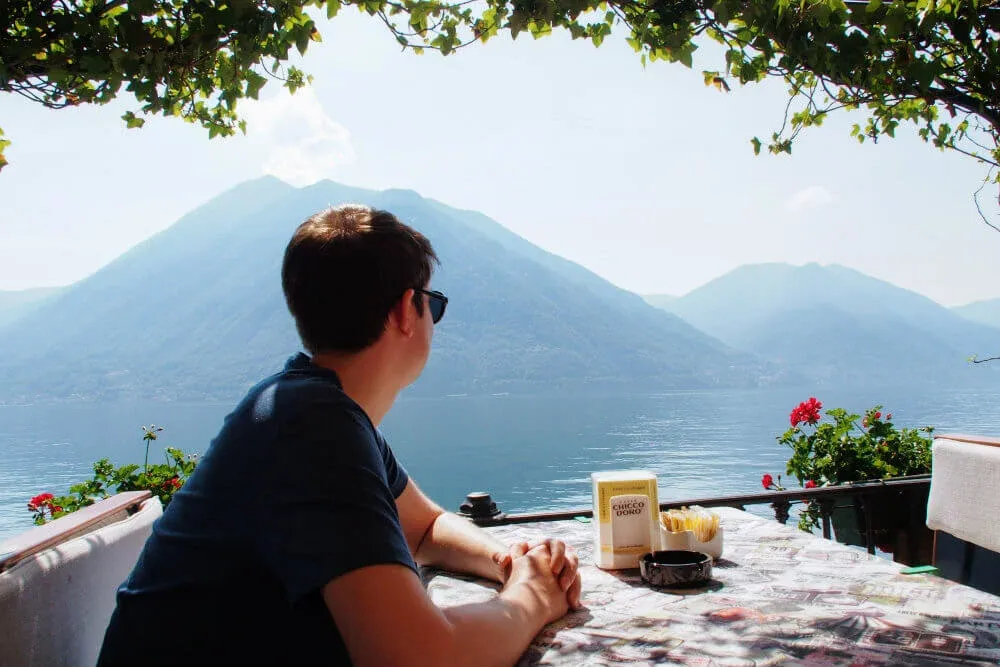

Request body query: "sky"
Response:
[1, 9, 998, 307]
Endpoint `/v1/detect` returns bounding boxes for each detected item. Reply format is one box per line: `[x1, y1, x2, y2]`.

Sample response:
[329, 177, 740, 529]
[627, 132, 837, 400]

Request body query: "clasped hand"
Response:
[494, 538, 583, 613]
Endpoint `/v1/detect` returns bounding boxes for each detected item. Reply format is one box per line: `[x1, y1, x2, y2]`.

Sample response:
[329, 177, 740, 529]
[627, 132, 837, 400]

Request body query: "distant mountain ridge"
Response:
[648, 263, 1000, 386]
[954, 298, 1000, 330]
[642, 294, 677, 310]
[0, 178, 774, 402]
[0, 287, 64, 331]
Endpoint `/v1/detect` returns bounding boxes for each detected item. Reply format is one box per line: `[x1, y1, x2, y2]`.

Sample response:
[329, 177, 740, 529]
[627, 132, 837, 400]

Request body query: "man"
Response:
[98, 205, 582, 666]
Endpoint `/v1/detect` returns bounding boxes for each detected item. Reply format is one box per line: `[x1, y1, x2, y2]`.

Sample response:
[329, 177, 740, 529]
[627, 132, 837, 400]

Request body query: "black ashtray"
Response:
[639, 550, 712, 588]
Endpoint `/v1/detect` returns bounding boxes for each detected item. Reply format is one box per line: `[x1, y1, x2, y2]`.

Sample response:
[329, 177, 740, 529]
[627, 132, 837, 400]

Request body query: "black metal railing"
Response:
[458, 475, 933, 563]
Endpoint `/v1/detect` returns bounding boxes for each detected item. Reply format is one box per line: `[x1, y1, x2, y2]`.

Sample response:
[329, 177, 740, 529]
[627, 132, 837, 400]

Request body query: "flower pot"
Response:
[831, 504, 868, 548]
[830, 501, 903, 550]
[829, 484, 934, 565]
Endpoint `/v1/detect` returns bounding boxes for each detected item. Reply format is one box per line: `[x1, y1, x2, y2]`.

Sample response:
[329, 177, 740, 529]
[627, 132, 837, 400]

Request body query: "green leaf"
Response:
[296, 30, 311, 56]
[812, 2, 832, 26]
[244, 70, 267, 99]
[714, 1, 732, 23]
[676, 44, 695, 68]
[528, 21, 552, 39]
[122, 111, 145, 129]
[750, 137, 762, 155]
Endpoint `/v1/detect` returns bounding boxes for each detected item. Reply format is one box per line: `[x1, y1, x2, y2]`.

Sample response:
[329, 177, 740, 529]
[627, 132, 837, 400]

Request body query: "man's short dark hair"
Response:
[282, 205, 439, 354]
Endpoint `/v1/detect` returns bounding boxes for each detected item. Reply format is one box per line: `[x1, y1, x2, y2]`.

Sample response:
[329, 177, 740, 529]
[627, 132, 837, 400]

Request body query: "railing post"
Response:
[819, 499, 834, 540]
[960, 541, 976, 585]
[859, 494, 876, 555]
[457, 492, 505, 525]
[771, 499, 791, 525]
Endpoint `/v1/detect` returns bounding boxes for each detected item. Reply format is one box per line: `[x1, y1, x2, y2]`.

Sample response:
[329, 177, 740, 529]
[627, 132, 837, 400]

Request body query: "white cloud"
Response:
[243, 88, 356, 186]
[785, 185, 835, 212]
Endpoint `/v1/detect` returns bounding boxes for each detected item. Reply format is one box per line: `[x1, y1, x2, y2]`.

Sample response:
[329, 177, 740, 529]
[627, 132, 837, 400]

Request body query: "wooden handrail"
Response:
[935, 433, 1000, 449]
[0, 491, 152, 572]
[465, 475, 932, 527]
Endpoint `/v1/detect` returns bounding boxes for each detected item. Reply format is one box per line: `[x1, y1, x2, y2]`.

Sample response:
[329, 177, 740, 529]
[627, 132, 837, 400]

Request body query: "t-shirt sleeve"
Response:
[254, 398, 417, 603]
[375, 430, 409, 499]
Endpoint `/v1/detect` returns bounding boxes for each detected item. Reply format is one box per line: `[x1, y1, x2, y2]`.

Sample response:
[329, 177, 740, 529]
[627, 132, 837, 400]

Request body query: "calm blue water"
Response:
[3, 386, 1000, 540]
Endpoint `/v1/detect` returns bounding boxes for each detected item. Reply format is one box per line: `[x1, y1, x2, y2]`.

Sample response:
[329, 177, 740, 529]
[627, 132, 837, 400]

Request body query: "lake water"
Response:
[3, 385, 1000, 541]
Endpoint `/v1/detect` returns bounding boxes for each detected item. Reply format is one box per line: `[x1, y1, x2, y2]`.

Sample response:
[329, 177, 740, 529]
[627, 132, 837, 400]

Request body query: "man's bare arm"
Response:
[395, 479, 582, 605]
[395, 479, 509, 581]
[323, 546, 566, 667]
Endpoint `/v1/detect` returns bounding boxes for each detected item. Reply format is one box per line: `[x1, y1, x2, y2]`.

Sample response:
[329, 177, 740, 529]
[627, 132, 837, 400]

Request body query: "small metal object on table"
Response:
[424, 507, 1000, 666]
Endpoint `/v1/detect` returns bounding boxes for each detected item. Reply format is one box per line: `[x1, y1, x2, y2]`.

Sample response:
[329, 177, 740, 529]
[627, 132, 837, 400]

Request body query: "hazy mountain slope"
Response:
[654, 263, 997, 386]
[0, 287, 64, 330]
[0, 179, 772, 401]
[954, 298, 1000, 330]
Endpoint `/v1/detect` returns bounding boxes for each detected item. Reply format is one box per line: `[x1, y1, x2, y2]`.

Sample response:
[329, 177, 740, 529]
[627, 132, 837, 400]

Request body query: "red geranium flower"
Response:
[762, 473, 774, 489]
[28, 493, 54, 511]
[875, 411, 882, 420]
[804, 480, 817, 489]
[886, 413, 893, 420]
[52, 506, 63, 513]
[790, 397, 823, 426]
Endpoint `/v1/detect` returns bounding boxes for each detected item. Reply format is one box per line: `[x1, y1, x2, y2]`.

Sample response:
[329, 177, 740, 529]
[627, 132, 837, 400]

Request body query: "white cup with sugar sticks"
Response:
[659, 506, 724, 559]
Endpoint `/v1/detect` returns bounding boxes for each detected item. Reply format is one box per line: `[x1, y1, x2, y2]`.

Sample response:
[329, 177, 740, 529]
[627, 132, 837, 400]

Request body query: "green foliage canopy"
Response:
[2, 0, 320, 169]
[3, 0, 999, 200]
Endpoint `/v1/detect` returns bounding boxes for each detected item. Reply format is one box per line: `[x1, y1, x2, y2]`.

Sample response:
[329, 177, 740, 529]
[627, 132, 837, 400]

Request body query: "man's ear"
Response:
[389, 289, 417, 338]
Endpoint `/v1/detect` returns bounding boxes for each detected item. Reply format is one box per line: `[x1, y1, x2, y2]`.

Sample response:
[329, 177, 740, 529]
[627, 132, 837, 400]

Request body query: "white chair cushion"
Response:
[927, 436, 1000, 553]
[0, 497, 162, 667]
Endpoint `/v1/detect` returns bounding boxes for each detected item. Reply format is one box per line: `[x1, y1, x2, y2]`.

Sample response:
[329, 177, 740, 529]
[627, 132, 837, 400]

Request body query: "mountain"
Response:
[954, 298, 1000, 329]
[651, 263, 1000, 386]
[643, 295, 677, 310]
[0, 287, 64, 331]
[0, 178, 774, 402]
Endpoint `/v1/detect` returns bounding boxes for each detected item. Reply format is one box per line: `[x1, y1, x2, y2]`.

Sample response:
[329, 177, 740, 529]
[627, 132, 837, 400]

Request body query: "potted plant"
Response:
[27, 425, 197, 526]
[764, 398, 934, 563]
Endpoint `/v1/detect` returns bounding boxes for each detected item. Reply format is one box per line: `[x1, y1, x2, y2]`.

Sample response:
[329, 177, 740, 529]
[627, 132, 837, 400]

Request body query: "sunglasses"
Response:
[414, 288, 448, 324]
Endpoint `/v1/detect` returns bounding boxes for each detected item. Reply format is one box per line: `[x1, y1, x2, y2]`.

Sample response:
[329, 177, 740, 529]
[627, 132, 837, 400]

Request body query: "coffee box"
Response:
[591, 470, 660, 569]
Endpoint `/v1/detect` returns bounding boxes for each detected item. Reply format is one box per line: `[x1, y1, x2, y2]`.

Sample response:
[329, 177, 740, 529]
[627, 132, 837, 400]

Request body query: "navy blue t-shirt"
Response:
[98, 354, 416, 665]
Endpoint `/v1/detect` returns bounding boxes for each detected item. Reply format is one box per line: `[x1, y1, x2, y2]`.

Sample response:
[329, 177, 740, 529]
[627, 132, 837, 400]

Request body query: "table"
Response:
[424, 507, 1000, 666]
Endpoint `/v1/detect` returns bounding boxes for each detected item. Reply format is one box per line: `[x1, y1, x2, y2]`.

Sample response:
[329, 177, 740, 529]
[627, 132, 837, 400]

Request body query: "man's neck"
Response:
[311, 350, 400, 426]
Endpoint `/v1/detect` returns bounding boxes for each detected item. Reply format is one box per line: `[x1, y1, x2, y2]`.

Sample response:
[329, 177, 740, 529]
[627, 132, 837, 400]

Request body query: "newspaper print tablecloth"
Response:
[424, 507, 1000, 666]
